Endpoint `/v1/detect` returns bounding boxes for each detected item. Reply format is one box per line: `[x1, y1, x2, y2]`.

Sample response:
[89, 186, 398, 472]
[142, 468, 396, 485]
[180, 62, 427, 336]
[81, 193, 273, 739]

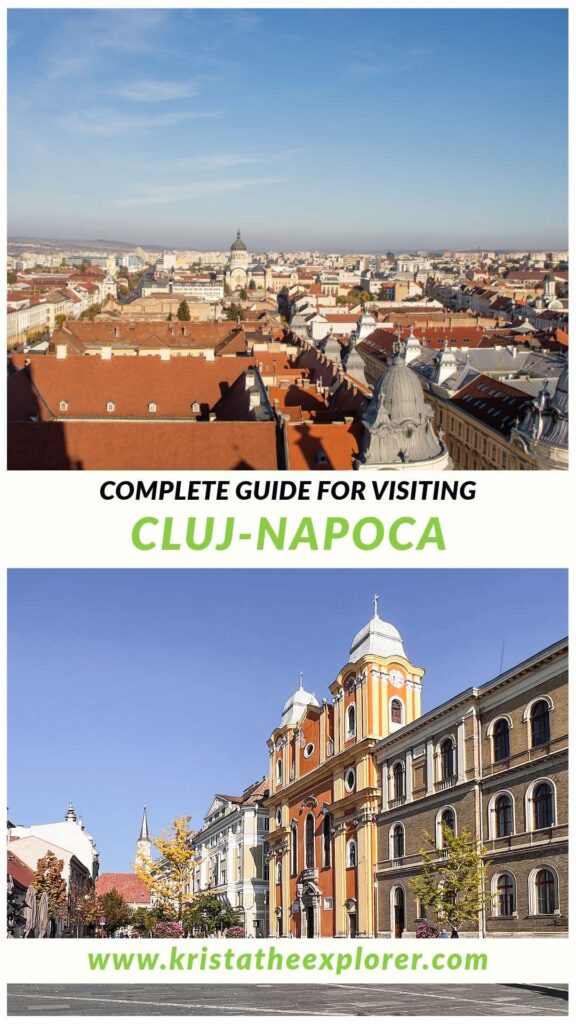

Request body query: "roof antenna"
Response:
[499, 636, 506, 673]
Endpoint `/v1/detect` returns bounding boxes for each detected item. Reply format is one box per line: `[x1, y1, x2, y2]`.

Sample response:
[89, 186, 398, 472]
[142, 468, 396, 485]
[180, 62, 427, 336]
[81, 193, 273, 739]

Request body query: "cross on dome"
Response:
[373, 593, 380, 617]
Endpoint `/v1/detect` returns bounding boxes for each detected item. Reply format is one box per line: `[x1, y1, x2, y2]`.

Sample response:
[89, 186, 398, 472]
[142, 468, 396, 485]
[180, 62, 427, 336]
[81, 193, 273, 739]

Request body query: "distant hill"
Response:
[8, 235, 165, 252]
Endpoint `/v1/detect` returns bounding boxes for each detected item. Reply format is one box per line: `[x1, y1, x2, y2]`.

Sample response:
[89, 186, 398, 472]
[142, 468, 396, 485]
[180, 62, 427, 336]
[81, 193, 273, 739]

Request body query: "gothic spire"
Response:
[139, 806, 150, 841]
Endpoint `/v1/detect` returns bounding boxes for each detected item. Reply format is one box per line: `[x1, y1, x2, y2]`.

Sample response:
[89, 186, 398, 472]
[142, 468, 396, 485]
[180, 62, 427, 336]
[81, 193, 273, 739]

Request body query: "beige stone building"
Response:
[374, 638, 568, 937]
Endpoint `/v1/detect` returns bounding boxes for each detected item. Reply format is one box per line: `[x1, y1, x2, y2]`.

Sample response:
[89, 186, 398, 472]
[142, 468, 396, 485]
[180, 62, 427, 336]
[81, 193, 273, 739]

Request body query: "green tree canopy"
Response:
[225, 302, 245, 321]
[410, 826, 488, 936]
[97, 889, 133, 936]
[177, 300, 191, 321]
[182, 893, 241, 937]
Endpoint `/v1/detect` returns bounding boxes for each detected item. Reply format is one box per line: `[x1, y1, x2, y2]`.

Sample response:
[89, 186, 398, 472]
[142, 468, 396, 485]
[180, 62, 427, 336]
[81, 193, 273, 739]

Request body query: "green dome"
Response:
[231, 229, 247, 252]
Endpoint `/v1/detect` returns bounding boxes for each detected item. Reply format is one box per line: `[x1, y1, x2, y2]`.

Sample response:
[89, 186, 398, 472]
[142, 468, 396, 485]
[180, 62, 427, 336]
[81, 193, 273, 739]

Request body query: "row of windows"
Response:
[281, 814, 360, 878]
[491, 868, 560, 917]
[387, 696, 554, 800]
[58, 401, 203, 414]
[386, 780, 558, 860]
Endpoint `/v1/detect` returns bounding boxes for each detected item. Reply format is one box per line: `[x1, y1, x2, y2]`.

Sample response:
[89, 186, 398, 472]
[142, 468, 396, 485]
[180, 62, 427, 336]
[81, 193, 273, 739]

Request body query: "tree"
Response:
[7, 270, 17, 285]
[239, 288, 248, 301]
[224, 302, 245, 321]
[182, 893, 241, 937]
[135, 815, 197, 922]
[60, 258, 67, 267]
[410, 826, 488, 937]
[177, 300, 191, 321]
[97, 890, 133, 936]
[34, 851, 67, 920]
[79, 304, 102, 321]
[347, 288, 372, 304]
[55, 314, 66, 330]
[131, 906, 162, 937]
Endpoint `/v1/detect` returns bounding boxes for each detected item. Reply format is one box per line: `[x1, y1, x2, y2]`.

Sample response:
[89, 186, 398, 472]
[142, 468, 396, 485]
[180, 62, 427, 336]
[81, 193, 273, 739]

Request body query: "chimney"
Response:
[100, 345, 112, 360]
[55, 343, 67, 359]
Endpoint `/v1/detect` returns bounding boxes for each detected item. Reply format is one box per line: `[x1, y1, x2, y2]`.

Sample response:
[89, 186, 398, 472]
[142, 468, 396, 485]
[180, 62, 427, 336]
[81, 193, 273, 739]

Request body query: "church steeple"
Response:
[135, 806, 152, 865]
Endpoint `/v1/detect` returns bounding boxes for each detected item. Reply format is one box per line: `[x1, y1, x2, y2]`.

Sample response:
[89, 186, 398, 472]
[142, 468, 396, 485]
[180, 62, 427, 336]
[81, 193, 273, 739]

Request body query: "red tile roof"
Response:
[450, 374, 530, 437]
[7, 849, 35, 889]
[286, 421, 362, 470]
[96, 873, 151, 904]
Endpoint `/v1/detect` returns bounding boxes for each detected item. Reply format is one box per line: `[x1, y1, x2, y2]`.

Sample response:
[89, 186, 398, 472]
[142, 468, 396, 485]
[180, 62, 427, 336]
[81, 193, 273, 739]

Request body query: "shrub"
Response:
[225, 925, 246, 939]
[415, 922, 439, 939]
[153, 921, 183, 938]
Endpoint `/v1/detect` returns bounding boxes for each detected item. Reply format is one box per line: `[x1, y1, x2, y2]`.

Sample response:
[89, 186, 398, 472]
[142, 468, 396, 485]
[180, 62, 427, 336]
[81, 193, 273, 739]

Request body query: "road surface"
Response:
[7, 983, 568, 1016]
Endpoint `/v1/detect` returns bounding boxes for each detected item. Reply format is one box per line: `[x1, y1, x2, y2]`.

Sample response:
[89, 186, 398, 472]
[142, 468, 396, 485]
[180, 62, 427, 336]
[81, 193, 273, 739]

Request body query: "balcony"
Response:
[391, 858, 404, 869]
[436, 776, 457, 792]
[390, 796, 406, 809]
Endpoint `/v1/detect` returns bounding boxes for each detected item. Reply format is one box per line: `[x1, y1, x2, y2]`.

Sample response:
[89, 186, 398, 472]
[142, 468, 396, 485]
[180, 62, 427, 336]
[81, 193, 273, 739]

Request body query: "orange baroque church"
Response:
[266, 599, 424, 938]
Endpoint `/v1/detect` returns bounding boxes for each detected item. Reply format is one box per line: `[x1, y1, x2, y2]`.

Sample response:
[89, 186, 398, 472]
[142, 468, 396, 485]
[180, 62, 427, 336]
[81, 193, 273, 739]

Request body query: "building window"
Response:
[392, 824, 405, 859]
[440, 738, 455, 781]
[530, 700, 551, 747]
[305, 814, 315, 869]
[304, 742, 314, 759]
[148, 401, 157, 413]
[535, 869, 557, 915]
[346, 839, 357, 868]
[390, 698, 403, 725]
[344, 767, 356, 793]
[437, 807, 456, 847]
[276, 859, 282, 885]
[291, 824, 298, 875]
[191, 401, 200, 414]
[276, 759, 283, 785]
[275, 807, 282, 827]
[493, 719, 510, 762]
[323, 814, 332, 868]
[496, 873, 515, 917]
[263, 844, 269, 881]
[392, 762, 405, 801]
[59, 400, 68, 412]
[106, 401, 115, 413]
[533, 782, 554, 830]
[345, 703, 356, 740]
[495, 794, 514, 837]
[263, 818, 269, 831]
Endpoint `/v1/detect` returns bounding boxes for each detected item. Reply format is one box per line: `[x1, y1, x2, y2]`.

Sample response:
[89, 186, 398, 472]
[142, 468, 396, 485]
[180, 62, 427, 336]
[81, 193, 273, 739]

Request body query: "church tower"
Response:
[135, 807, 151, 863]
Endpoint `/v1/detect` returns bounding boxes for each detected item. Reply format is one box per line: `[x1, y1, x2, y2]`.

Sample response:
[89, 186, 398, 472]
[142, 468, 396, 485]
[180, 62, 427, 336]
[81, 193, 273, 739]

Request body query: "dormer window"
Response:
[148, 402, 157, 413]
[59, 400, 68, 412]
[316, 449, 328, 466]
[191, 401, 200, 414]
[106, 401, 115, 413]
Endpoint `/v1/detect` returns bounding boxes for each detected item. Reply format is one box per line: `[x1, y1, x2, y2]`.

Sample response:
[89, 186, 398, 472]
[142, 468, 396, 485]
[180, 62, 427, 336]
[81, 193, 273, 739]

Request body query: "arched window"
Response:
[495, 794, 514, 837]
[392, 762, 405, 801]
[437, 807, 456, 847]
[496, 873, 515, 917]
[390, 699, 403, 725]
[535, 869, 556, 915]
[345, 703, 356, 740]
[392, 824, 405, 859]
[148, 401, 157, 413]
[493, 719, 510, 762]
[346, 838, 357, 868]
[440, 738, 455, 781]
[276, 859, 282, 885]
[531, 701, 551, 747]
[305, 814, 315, 869]
[533, 782, 554, 829]
[291, 824, 298, 875]
[276, 759, 283, 785]
[106, 401, 115, 413]
[323, 814, 332, 868]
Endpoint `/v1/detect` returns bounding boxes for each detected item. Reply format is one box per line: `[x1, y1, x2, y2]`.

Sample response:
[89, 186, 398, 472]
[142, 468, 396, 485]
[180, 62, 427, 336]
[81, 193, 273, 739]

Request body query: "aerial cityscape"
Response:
[6, 9, 568, 471]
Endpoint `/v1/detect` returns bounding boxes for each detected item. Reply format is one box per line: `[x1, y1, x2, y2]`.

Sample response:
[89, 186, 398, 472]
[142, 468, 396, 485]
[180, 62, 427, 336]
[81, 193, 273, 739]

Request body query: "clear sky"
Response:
[7, 8, 567, 251]
[8, 569, 567, 871]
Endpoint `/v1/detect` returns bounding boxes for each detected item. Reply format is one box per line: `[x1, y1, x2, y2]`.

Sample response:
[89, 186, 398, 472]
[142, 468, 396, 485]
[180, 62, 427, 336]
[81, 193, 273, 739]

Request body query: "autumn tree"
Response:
[177, 300, 191, 321]
[135, 815, 197, 922]
[410, 826, 488, 937]
[34, 850, 67, 920]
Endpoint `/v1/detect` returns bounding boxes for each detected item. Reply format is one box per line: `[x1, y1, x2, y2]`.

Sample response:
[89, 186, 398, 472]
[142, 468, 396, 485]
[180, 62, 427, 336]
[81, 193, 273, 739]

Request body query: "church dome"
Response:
[551, 362, 568, 416]
[364, 355, 430, 429]
[349, 611, 406, 662]
[280, 684, 320, 727]
[231, 230, 247, 252]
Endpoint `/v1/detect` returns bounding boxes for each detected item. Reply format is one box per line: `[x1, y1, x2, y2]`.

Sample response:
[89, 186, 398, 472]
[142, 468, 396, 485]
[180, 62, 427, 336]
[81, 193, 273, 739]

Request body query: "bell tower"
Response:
[135, 807, 151, 864]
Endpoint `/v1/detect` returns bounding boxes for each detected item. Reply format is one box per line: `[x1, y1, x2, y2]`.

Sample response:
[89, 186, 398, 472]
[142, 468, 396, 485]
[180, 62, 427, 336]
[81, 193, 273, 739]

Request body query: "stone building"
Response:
[373, 637, 568, 938]
[190, 779, 270, 937]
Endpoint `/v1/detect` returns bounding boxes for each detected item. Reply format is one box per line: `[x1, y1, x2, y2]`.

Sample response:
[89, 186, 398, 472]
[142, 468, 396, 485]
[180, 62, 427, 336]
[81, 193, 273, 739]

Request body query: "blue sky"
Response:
[8, 569, 567, 871]
[8, 9, 567, 250]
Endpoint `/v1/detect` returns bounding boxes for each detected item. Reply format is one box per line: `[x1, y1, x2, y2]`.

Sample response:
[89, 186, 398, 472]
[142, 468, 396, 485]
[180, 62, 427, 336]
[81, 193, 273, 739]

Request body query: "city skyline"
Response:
[8, 8, 568, 250]
[8, 569, 567, 871]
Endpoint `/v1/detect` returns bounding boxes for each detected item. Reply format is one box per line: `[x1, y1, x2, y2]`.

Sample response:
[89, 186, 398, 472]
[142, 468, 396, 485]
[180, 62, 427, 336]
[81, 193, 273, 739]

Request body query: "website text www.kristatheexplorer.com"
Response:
[87, 946, 488, 977]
